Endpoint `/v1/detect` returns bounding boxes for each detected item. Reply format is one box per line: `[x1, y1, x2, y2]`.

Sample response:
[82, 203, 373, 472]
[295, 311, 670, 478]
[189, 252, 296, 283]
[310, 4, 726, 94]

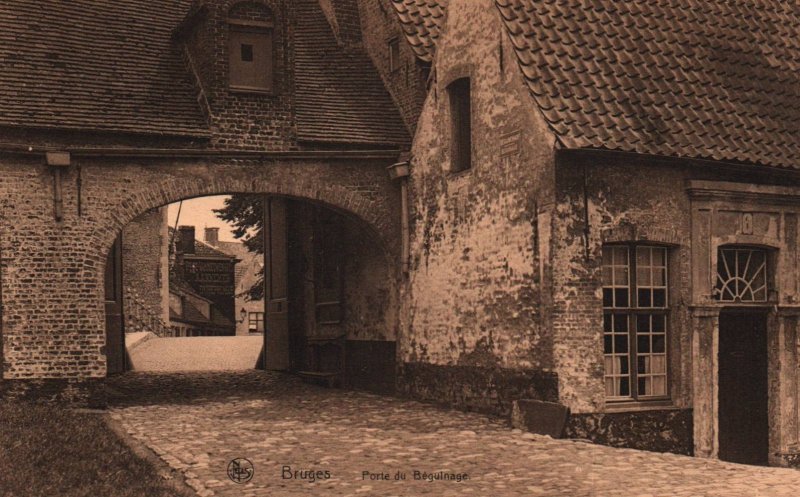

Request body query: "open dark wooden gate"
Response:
[105, 234, 125, 374]
[264, 197, 290, 370]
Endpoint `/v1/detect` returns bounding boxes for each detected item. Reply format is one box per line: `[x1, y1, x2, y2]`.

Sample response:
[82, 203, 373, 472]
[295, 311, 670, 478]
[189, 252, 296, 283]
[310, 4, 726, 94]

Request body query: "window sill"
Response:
[604, 400, 678, 413]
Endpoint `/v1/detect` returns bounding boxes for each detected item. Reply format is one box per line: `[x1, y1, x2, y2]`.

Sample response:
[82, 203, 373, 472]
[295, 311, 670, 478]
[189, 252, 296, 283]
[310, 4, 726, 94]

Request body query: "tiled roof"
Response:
[389, 0, 448, 62]
[192, 238, 238, 259]
[496, 0, 800, 168]
[295, 0, 409, 145]
[169, 227, 238, 259]
[0, 0, 209, 137]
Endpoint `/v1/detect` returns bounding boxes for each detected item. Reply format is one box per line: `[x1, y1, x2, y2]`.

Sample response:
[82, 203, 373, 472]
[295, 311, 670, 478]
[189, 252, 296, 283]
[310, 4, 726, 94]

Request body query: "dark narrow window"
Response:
[602, 244, 669, 400]
[388, 38, 400, 72]
[448, 78, 472, 173]
[240, 43, 254, 62]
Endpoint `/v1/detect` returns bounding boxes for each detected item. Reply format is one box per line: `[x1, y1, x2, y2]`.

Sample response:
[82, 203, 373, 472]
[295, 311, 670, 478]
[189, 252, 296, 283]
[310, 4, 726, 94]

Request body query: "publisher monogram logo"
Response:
[227, 458, 254, 484]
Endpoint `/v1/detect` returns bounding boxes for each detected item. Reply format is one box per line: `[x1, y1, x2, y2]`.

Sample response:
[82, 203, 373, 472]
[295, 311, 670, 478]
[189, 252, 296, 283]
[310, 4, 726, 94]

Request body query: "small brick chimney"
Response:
[178, 225, 196, 255]
[204, 227, 220, 247]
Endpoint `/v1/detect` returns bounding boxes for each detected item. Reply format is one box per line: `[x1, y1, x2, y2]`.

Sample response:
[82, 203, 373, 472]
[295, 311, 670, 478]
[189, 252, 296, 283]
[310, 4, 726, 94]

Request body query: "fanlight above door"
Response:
[713, 247, 768, 302]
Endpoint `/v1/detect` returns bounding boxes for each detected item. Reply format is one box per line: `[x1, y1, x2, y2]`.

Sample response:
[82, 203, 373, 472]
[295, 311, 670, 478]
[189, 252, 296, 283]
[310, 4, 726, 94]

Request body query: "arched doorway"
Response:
[103, 190, 398, 393]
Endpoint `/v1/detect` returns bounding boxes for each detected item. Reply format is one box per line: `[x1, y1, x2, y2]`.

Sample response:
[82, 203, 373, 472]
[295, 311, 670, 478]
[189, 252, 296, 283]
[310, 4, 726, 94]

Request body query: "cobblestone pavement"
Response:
[107, 371, 800, 497]
[127, 336, 263, 372]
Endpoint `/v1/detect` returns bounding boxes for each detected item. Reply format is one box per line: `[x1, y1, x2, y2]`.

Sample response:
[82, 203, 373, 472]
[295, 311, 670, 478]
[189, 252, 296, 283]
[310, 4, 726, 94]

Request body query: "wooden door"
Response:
[264, 197, 290, 370]
[105, 235, 125, 375]
[718, 310, 769, 465]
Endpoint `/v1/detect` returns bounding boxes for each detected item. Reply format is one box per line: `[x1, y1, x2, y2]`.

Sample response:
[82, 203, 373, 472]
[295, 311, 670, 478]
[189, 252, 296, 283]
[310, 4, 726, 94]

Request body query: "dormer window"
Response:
[228, 2, 275, 93]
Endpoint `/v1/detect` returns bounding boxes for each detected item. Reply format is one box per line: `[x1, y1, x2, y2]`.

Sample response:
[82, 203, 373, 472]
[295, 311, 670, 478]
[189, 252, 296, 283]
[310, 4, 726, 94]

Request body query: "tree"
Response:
[214, 194, 265, 301]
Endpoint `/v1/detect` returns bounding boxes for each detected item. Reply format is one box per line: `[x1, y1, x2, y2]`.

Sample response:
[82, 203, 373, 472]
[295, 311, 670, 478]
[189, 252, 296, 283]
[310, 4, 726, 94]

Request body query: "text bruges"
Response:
[281, 465, 331, 483]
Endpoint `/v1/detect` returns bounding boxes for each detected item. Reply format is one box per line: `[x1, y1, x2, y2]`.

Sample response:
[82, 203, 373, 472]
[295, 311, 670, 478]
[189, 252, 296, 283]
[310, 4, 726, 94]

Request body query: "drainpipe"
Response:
[387, 159, 411, 276]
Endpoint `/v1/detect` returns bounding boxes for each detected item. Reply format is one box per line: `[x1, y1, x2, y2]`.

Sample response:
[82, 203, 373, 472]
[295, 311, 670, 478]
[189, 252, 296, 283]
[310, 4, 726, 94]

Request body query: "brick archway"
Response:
[0, 155, 401, 403]
[93, 170, 396, 263]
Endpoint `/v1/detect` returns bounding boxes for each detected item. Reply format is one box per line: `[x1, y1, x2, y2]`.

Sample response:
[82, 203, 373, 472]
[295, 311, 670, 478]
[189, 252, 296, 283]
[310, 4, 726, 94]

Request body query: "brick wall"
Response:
[357, 0, 429, 135]
[182, 0, 297, 150]
[0, 152, 400, 404]
[121, 207, 170, 332]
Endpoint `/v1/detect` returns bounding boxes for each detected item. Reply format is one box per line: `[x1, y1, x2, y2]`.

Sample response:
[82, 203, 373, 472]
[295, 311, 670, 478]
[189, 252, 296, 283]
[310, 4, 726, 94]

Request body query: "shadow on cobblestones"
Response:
[106, 371, 506, 433]
[106, 371, 800, 497]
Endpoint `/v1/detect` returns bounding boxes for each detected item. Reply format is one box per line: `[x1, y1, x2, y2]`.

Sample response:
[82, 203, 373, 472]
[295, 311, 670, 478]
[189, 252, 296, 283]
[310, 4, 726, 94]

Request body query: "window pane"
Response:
[636, 315, 650, 333]
[604, 334, 612, 353]
[613, 313, 628, 333]
[619, 357, 628, 375]
[603, 288, 613, 308]
[637, 247, 650, 266]
[638, 377, 649, 396]
[613, 246, 628, 265]
[654, 268, 667, 286]
[614, 267, 629, 286]
[653, 334, 665, 353]
[652, 314, 665, 333]
[652, 289, 666, 307]
[605, 378, 615, 397]
[602, 266, 613, 285]
[638, 335, 650, 353]
[614, 335, 628, 353]
[652, 376, 667, 396]
[614, 288, 629, 307]
[638, 289, 652, 307]
[619, 377, 630, 396]
[654, 247, 665, 266]
[637, 267, 651, 286]
[651, 355, 666, 374]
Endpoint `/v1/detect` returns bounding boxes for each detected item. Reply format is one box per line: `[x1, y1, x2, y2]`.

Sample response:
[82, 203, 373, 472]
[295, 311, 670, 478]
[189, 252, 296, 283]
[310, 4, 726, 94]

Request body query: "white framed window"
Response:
[602, 244, 669, 400]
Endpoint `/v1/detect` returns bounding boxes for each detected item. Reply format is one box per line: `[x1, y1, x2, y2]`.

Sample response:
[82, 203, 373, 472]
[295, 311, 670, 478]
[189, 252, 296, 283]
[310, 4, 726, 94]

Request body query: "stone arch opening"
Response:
[100, 184, 399, 395]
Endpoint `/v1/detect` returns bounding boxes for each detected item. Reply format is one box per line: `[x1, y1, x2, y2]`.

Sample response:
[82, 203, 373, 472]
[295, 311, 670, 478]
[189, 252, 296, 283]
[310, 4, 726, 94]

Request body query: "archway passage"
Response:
[104, 193, 399, 395]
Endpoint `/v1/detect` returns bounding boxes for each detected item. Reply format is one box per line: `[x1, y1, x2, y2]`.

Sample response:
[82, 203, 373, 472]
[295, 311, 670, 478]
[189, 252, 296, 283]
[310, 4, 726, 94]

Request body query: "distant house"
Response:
[202, 227, 265, 336]
[170, 226, 240, 336]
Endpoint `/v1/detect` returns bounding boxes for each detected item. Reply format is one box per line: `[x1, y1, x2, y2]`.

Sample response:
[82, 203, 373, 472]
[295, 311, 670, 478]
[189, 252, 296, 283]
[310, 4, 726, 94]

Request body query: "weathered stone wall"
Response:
[550, 156, 694, 414]
[357, 0, 428, 135]
[121, 207, 170, 332]
[401, 0, 557, 407]
[341, 214, 398, 342]
[398, 364, 558, 417]
[566, 409, 694, 455]
[0, 152, 400, 404]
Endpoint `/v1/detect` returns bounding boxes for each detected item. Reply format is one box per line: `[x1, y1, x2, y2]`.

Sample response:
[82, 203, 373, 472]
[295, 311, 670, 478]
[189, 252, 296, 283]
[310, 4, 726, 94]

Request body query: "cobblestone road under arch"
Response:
[107, 371, 800, 497]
